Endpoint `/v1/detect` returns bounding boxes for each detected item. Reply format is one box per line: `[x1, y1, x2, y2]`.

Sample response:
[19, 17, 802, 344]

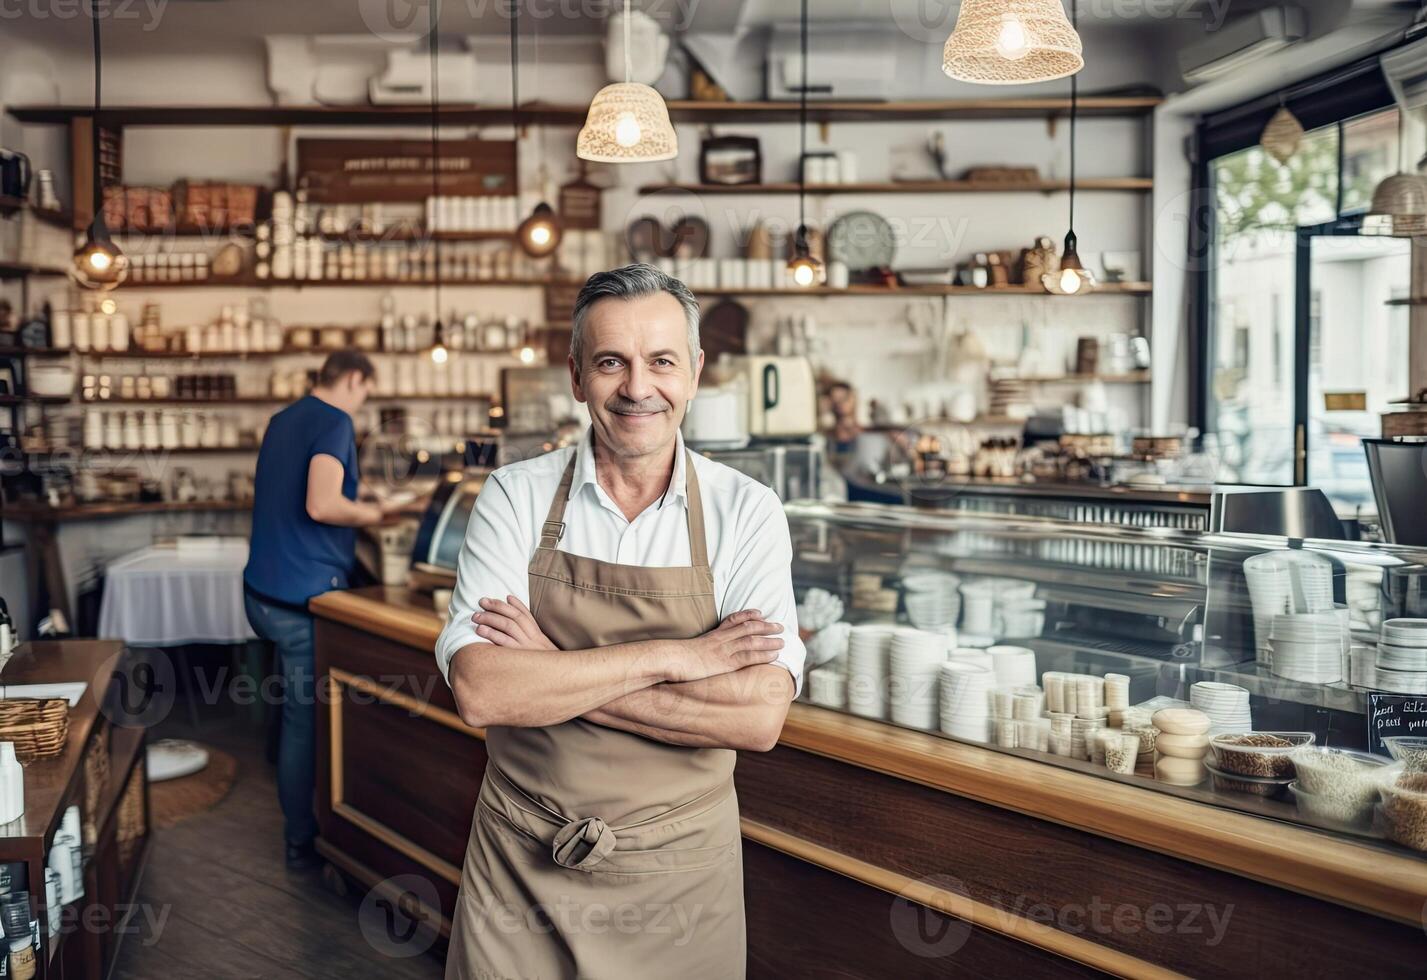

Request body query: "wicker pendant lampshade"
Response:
[576, 0, 678, 163]
[1362, 109, 1427, 238]
[943, 0, 1083, 85]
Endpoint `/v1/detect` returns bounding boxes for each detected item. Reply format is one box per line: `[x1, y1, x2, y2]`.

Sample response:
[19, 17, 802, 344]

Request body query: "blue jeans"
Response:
[243, 591, 318, 847]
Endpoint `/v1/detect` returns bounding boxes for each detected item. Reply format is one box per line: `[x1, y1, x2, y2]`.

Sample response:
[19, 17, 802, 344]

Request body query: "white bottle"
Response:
[110, 313, 130, 352]
[0, 743, 24, 825]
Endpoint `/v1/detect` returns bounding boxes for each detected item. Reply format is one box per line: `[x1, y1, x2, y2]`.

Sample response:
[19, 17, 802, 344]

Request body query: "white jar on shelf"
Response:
[110, 313, 130, 352]
[73, 312, 91, 352]
[91, 313, 110, 352]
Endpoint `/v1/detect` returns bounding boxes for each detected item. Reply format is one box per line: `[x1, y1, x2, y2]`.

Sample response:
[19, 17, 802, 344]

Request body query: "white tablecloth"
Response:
[97, 540, 258, 646]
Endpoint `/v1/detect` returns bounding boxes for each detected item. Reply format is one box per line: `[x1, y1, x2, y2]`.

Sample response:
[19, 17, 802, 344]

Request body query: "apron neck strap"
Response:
[538, 447, 709, 570]
[683, 451, 709, 569]
[539, 455, 578, 549]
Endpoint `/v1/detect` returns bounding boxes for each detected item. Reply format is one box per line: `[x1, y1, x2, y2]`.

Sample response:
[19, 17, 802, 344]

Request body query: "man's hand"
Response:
[667, 610, 784, 684]
[472, 596, 557, 650]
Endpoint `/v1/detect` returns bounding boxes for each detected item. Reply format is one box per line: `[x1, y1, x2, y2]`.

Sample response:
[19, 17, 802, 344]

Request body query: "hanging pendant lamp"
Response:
[72, 0, 126, 290]
[576, 0, 678, 163]
[1363, 108, 1427, 238]
[943, 0, 1083, 86]
[786, 0, 822, 288]
[510, 1, 562, 257]
[426, 4, 448, 365]
[1042, 2, 1093, 295]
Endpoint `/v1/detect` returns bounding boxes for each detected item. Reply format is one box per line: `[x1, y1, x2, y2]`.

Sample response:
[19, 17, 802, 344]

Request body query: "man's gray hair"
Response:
[570, 263, 702, 371]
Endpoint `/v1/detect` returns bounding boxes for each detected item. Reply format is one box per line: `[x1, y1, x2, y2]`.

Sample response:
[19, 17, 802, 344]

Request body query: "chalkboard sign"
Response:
[1367, 693, 1427, 755]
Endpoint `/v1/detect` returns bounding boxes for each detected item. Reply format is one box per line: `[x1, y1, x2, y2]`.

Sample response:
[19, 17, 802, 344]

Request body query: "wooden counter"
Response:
[311, 587, 1427, 976]
[0, 641, 150, 980]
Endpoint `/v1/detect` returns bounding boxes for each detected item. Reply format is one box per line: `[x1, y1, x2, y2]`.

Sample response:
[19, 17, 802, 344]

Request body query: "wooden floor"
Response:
[113, 714, 446, 979]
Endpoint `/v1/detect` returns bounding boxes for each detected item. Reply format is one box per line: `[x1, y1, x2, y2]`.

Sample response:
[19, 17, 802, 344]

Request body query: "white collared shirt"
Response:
[435, 428, 805, 693]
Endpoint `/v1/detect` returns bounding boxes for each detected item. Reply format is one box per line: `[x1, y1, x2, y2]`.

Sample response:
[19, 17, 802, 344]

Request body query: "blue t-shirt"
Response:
[244, 395, 359, 606]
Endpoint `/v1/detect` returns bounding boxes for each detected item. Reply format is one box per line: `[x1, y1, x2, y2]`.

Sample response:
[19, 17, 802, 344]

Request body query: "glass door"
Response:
[1300, 227, 1410, 514]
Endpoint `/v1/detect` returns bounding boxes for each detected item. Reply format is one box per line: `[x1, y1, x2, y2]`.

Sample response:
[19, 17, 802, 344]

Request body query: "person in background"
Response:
[243, 349, 406, 869]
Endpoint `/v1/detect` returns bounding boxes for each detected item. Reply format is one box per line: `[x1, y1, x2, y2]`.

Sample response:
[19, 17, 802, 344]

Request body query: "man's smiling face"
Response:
[570, 292, 703, 462]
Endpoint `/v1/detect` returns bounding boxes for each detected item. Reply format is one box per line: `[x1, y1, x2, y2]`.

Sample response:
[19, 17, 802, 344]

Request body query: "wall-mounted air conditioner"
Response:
[1180, 6, 1307, 84]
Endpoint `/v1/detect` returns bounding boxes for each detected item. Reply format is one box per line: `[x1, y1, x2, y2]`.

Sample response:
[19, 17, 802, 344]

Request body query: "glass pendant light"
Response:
[511, 1, 562, 257]
[576, 0, 678, 163]
[426, 3, 448, 365]
[1042, 2, 1093, 296]
[1362, 108, 1427, 237]
[72, 0, 126, 290]
[786, 0, 822, 289]
[943, 0, 1083, 86]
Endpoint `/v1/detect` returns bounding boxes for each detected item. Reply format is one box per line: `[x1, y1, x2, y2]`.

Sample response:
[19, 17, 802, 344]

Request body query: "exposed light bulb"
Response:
[995, 14, 1032, 60]
[614, 112, 642, 148]
[86, 249, 112, 272]
[431, 344, 448, 364]
[99, 298, 117, 314]
[517, 203, 562, 258]
[529, 224, 552, 247]
[518, 345, 536, 364]
[1058, 266, 1083, 294]
[792, 260, 817, 287]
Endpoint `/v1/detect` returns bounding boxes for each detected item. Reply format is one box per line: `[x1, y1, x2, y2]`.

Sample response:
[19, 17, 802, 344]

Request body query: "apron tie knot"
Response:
[551, 815, 617, 871]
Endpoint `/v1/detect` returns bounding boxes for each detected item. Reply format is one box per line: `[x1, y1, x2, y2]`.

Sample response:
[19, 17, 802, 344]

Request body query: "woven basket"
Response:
[117, 760, 147, 868]
[0, 699, 70, 764]
[82, 732, 111, 847]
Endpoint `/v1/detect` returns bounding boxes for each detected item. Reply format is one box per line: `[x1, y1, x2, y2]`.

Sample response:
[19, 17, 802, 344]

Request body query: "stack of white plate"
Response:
[1189, 681, 1251, 734]
[847, 625, 895, 720]
[1268, 611, 1345, 683]
[807, 668, 847, 709]
[939, 661, 995, 743]
[1376, 618, 1427, 692]
[902, 572, 961, 630]
[1347, 644, 1377, 689]
[1242, 551, 1334, 665]
[986, 645, 1038, 689]
[889, 628, 949, 730]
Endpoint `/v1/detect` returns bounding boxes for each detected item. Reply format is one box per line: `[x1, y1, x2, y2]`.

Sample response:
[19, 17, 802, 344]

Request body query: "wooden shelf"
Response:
[3, 499, 251, 522]
[0, 194, 72, 228]
[702, 282, 1152, 298]
[84, 392, 493, 405]
[0, 393, 69, 405]
[639, 178, 1153, 195]
[6, 96, 1163, 128]
[115, 275, 567, 290]
[1012, 371, 1151, 383]
[0, 261, 68, 278]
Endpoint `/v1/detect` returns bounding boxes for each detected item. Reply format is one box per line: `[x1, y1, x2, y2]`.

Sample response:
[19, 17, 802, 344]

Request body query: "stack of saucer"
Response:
[939, 661, 995, 743]
[1189, 681, 1252, 735]
[901, 572, 961, 631]
[986, 645, 1038, 690]
[889, 628, 948, 730]
[1268, 611, 1345, 683]
[807, 668, 847, 709]
[847, 625, 895, 720]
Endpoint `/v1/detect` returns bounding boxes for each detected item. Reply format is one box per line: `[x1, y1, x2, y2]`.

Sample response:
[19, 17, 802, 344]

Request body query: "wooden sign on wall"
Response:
[296, 138, 516, 203]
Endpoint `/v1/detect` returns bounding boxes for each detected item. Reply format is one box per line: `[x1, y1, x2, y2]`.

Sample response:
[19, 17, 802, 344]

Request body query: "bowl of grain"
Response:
[1287, 781, 1377, 832]
[1382, 735, 1427, 774]
[1208, 732, 1315, 778]
[1291, 746, 1398, 805]
[1377, 772, 1427, 852]
[1203, 759, 1293, 799]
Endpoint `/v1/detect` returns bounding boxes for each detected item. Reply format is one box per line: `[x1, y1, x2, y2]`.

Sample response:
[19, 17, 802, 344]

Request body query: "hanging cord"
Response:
[428, 0, 442, 316]
[510, 0, 521, 200]
[624, 0, 633, 83]
[1068, 0, 1077, 237]
[90, 0, 101, 218]
[798, 0, 809, 242]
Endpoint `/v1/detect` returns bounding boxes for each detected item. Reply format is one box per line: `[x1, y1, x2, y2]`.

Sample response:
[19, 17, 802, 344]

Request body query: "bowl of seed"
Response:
[1378, 772, 1427, 852]
[1288, 780, 1378, 832]
[1382, 735, 1427, 774]
[1291, 746, 1398, 808]
[1203, 759, 1293, 799]
[1208, 732, 1315, 778]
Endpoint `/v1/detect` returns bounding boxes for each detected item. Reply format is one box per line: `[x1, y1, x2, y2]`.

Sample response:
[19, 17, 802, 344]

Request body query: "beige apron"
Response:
[446, 452, 745, 980]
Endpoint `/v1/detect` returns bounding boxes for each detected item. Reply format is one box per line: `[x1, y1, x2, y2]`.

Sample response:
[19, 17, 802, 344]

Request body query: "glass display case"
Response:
[786, 501, 1427, 857]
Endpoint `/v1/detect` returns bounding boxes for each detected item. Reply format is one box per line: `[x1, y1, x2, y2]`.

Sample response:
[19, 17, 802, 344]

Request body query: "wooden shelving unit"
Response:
[3, 499, 251, 522]
[113, 275, 572, 290]
[0, 261, 68, 279]
[639, 178, 1153, 195]
[702, 282, 1152, 298]
[0, 194, 72, 228]
[6, 95, 1163, 128]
